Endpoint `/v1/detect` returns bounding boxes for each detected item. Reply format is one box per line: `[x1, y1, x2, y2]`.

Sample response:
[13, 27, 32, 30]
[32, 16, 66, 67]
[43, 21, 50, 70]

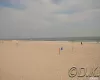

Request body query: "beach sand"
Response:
[0, 40, 100, 80]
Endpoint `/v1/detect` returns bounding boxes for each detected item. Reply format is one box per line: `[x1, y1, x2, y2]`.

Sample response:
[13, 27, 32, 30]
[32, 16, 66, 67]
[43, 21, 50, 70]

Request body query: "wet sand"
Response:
[0, 40, 100, 80]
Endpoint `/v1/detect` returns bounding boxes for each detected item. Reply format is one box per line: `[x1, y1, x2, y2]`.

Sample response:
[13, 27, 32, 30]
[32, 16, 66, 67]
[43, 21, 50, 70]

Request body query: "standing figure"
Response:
[81, 42, 83, 45]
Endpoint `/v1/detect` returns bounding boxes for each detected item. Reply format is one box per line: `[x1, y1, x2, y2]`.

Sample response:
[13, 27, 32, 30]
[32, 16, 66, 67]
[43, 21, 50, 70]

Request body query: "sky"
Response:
[0, 0, 100, 38]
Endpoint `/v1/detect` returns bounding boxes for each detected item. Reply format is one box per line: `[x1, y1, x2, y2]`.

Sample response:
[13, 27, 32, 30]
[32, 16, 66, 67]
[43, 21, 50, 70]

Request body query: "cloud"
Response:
[51, 0, 63, 4]
[0, 0, 100, 38]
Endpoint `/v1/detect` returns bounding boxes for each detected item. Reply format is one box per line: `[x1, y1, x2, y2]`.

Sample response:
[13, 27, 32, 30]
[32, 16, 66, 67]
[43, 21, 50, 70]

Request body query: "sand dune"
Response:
[0, 40, 100, 80]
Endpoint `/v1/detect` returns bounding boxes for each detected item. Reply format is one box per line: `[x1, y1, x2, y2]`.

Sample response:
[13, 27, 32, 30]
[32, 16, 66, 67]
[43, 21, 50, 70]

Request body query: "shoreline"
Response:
[0, 40, 100, 43]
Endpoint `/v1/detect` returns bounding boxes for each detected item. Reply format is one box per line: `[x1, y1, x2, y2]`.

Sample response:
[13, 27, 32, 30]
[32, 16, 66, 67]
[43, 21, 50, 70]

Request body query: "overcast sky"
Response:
[0, 0, 100, 38]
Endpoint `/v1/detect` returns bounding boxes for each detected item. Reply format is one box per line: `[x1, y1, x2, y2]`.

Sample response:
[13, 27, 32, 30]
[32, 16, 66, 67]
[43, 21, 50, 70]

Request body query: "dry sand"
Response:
[0, 40, 100, 80]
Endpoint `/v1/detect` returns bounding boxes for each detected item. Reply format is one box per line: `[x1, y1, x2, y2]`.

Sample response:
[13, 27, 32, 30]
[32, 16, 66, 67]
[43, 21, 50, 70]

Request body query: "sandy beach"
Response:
[0, 40, 100, 80]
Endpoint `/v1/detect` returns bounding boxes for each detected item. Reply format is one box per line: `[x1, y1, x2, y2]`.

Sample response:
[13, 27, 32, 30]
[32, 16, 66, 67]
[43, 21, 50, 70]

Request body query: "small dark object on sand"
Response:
[81, 42, 83, 45]
[61, 47, 63, 50]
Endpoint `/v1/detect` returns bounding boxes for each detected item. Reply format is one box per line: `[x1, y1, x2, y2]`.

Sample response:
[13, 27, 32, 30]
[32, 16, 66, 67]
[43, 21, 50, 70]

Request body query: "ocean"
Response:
[0, 37, 100, 42]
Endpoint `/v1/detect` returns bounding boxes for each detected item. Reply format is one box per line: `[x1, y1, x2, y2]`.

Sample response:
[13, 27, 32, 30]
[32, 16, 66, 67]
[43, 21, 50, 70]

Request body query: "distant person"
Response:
[81, 42, 83, 45]
[59, 47, 63, 55]
[61, 47, 63, 50]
